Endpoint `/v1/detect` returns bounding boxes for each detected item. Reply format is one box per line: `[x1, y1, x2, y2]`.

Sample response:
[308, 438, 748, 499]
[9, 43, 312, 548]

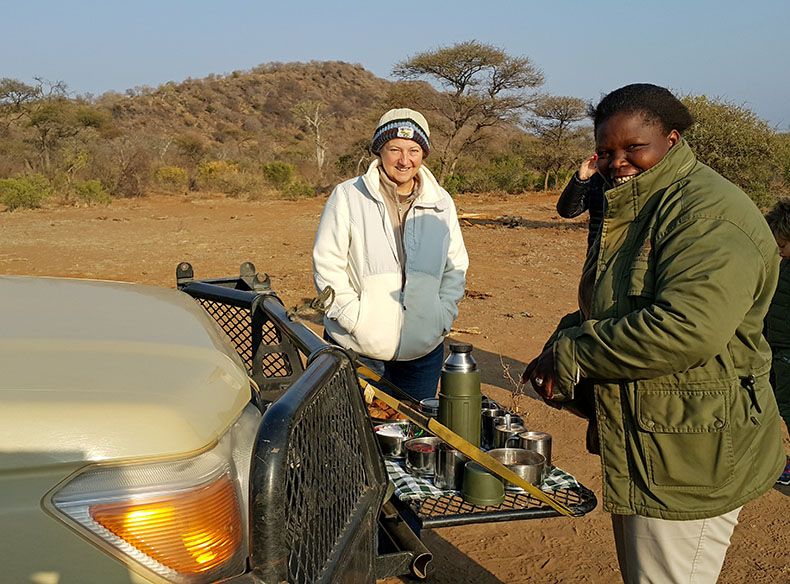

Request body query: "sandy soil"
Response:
[1, 191, 788, 583]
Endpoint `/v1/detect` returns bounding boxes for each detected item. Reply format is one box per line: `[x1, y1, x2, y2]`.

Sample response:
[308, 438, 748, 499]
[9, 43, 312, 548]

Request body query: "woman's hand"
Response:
[577, 154, 598, 181]
[521, 347, 557, 401]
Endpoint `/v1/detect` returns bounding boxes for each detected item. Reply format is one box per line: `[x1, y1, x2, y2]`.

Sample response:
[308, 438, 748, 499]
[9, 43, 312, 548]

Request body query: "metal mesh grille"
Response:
[284, 367, 371, 583]
[196, 298, 292, 378]
[411, 487, 591, 520]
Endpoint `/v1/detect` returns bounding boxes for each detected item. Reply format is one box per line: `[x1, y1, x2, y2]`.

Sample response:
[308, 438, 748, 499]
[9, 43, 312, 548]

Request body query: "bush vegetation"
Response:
[0, 55, 787, 210]
[0, 174, 52, 210]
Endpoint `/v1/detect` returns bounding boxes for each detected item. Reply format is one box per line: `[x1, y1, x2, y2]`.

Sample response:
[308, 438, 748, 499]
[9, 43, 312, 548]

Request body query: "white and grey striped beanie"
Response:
[371, 108, 430, 157]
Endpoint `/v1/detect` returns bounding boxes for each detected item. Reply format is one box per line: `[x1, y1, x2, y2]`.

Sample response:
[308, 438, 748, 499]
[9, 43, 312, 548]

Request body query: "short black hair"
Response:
[765, 198, 790, 240]
[592, 83, 694, 135]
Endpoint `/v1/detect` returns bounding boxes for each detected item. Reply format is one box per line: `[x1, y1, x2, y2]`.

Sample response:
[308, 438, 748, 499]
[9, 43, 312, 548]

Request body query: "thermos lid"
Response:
[443, 343, 477, 372]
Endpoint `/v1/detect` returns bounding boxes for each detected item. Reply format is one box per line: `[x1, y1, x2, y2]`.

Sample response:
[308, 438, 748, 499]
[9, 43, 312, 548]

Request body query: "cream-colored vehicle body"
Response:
[0, 276, 254, 583]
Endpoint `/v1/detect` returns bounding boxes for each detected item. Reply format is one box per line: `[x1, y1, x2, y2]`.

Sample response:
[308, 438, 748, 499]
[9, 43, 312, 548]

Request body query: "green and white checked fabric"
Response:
[385, 459, 581, 501]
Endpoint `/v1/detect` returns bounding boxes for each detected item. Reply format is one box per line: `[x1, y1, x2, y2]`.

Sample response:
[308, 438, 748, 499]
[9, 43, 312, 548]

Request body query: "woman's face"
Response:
[379, 138, 424, 193]
[595, 111, 680, 187]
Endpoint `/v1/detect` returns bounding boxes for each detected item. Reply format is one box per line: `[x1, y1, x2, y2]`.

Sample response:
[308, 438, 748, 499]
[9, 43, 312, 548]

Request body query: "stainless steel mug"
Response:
[494, 423, 527, 449]
[518, 431, 552, 471]
[480, 407, 506, 450]
[434, 442, 469, 490]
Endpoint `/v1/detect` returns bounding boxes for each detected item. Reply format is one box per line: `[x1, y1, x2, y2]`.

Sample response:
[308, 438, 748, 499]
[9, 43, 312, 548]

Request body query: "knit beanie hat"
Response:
[371, 108, 430, 157]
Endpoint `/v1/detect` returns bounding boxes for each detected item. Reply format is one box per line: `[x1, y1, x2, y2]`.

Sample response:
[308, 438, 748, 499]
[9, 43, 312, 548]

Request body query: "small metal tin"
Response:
[419, 397, 440, 417]
[404, 436, 442, 477]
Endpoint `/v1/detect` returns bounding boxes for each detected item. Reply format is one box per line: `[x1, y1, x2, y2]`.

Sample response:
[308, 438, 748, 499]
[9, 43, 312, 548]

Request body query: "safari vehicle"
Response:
[1, 262, 596, 584]
[0, 262, 428, 584]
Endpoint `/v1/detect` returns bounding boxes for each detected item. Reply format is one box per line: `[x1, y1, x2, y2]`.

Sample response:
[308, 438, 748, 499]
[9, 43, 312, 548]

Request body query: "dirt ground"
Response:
[2, 191, 788, 583]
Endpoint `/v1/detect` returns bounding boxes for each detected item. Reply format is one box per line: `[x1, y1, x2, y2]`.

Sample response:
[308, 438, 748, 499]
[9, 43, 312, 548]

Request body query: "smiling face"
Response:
[379, 138, 424, 193]
[595, 111, 680, 187]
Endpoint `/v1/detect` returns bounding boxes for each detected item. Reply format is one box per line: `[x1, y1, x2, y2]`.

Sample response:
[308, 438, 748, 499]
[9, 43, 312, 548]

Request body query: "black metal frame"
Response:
[178, 262, 392, 583]
[394, 485, 597, 534]
[177, 261, 598, 582]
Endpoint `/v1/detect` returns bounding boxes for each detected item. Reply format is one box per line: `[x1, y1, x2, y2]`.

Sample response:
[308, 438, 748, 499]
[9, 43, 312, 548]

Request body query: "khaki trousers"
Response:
[612, 507, 742, 584]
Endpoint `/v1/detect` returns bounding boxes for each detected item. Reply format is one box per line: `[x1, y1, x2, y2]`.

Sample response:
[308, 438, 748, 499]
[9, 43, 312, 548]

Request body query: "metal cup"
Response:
[404, 436, 442, 477]
[480, 407, 506, 450]
[494, 422, 527, 449]
[434, 442, 469, 490]
[481, 397, 500, 410]
[518, 431, 552, 471]
[493, 414, 524, 429]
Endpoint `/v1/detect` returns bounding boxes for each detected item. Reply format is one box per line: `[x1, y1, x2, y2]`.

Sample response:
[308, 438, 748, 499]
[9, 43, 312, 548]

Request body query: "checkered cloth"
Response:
[385, 458, 581, 501]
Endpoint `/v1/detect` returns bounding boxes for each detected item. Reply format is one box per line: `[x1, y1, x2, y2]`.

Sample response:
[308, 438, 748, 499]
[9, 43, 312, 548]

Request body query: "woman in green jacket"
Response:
[523, 84, 785, 584]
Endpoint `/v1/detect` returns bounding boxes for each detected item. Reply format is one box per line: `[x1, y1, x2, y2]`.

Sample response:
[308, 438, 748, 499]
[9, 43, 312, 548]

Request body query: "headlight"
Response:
[46, 403, 261, 584]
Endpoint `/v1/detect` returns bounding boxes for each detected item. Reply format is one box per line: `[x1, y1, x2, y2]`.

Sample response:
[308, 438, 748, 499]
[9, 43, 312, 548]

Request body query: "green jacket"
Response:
[550, 140, 784, 520]
[765, 258, 790, 348]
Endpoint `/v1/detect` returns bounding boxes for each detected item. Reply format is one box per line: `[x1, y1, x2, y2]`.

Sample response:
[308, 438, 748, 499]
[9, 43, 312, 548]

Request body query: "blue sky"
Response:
[2, 0, 787, 128]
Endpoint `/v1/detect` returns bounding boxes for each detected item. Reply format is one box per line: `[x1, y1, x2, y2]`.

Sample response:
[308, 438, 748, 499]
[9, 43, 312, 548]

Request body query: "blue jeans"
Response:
[324, 332, 444, 402]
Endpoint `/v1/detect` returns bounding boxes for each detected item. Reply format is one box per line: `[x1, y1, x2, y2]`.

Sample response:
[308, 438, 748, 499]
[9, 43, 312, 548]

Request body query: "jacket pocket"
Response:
[636, 387, 734, 489]
[348, 290, 399, 358]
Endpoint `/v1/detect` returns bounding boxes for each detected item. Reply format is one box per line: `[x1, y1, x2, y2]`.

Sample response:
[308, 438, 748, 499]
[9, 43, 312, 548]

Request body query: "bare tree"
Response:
[393, 40, 544, 185]
[291, 100, 331, 175]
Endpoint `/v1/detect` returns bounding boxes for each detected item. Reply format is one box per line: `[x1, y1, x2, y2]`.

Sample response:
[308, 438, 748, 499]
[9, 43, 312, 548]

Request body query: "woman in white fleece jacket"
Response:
[313, 108, 468, 401]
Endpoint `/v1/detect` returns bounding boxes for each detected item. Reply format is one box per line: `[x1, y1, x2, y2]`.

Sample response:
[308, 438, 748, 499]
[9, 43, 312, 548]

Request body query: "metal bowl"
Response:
[374, 421, 418, 459]
[404, 436, 442, 476]
[487, 448, 545, 491]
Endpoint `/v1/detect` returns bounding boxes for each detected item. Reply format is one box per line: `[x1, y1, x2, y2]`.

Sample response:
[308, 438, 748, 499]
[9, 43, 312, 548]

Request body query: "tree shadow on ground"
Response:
[421, 530, 506, 584]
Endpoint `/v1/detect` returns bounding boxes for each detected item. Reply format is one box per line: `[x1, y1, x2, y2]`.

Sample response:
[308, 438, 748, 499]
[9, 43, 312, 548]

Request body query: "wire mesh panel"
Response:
[284, 366, 372, 582]
[251, 353, 386, 584]
[405, 486, 597, 528]
[194, 296, 300, 394]
[196, 298, 255, 363]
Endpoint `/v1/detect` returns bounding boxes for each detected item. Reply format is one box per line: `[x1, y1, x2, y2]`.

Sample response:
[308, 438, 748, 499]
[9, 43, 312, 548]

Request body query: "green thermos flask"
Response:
[438, 342, 482, 446]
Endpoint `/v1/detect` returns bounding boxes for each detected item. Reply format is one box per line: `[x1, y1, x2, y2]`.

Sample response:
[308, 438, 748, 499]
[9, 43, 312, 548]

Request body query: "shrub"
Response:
[73, 180, 112, 205]
[196, 160, 261, 196]
[0, 174, 52, 210]
[260, 161, 315, 199]
[114, 146, 151, 198]
[262, 161, 295, 189]
[443, 173, 468, 195]
[283, 180, 315, 199]
[683, 95, 777, 201]
[154, 166, 189, 192]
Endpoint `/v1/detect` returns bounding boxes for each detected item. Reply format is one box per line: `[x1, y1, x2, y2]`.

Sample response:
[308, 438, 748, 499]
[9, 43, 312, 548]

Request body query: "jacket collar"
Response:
[603, 138, 697, 222]
[362, 160, 448, 211]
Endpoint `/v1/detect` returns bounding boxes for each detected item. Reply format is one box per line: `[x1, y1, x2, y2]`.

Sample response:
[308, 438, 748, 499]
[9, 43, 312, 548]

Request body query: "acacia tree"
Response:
[392, 40, 543, 185]
[0, 78, 42, 130]
[528, 96, 590, 190]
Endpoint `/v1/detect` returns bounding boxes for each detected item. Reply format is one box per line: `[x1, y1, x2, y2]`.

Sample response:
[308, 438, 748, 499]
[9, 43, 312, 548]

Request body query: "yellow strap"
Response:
[359, 377, 574, 517]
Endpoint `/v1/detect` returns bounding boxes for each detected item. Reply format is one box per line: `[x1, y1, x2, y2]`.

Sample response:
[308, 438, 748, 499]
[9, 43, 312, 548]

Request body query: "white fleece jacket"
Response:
[313, 160, 468, 361]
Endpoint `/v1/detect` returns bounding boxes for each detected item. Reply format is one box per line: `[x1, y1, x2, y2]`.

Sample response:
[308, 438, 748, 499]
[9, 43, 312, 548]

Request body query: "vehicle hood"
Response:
[0, 276, 251, 471]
